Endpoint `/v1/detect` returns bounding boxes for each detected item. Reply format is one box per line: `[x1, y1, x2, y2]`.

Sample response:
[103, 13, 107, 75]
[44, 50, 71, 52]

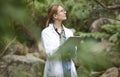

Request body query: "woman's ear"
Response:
[53, 14, 58, 19]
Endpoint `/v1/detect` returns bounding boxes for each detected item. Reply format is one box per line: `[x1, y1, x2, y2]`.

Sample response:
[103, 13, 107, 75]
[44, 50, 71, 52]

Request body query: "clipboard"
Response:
[51, 36, 83, 59]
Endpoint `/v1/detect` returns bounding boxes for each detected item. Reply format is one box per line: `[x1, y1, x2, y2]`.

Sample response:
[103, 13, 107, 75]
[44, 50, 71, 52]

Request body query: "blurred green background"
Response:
[0, 0, 120, 77]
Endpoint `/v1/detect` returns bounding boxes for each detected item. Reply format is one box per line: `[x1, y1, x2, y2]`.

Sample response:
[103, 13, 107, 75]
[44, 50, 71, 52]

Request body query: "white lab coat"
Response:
[41, 24, 77, 77]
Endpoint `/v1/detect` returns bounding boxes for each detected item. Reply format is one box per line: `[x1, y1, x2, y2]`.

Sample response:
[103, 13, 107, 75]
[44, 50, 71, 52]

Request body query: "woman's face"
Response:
[54, 6, 67, 21]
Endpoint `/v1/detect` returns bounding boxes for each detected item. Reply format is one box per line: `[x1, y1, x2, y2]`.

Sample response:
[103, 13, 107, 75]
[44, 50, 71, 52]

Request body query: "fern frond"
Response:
[75, 32, 110, 39]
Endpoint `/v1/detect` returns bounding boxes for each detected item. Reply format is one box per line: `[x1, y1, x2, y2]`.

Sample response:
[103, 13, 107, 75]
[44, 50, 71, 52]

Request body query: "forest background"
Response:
[0, 0, 120, 77]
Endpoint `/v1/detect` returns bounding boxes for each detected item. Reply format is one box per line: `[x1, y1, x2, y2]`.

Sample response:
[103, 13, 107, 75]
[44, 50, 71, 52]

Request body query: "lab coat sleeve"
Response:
[41, 30, 58, 58]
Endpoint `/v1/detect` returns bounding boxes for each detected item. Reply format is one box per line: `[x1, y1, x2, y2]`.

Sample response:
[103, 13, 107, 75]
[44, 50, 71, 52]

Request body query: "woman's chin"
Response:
[63, 17, 67, 20]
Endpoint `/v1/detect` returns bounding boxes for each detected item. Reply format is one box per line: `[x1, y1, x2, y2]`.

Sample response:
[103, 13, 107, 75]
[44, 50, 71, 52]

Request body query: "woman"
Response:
[41, 4, 77, 77]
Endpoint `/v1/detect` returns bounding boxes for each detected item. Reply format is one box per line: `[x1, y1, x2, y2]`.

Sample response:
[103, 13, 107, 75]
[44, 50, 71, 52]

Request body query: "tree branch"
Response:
[94, 0, 106, 8]
[0, 37, 16, 58]
[94, 0, 120, 9]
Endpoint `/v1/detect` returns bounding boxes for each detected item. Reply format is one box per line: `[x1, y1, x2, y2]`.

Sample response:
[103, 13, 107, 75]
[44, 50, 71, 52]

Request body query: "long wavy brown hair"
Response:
[45, 4, 60, 27]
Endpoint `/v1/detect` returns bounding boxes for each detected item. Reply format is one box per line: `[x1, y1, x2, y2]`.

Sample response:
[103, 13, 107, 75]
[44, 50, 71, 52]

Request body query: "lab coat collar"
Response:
[48, 23, 66, 31]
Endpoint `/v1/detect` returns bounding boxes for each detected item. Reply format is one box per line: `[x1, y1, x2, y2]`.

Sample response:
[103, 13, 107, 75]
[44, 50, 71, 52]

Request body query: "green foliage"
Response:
[63, 0, 93, 30]
[31, 0, 47, 16]
[0, 0, 27, 52]
[69, 1, 92, 19]
[75, 32, 110, 39]
[102, 24, 120, 33]
[114, 14, 120, 25]
[14, 68, 27, 77]
[77, 39, 113, 71]
[0, 0, 120, 76]
[0, 0, 41, 53]
[13, 62, 44, 77]
[49, 0, 62, 4]
[101, 16, 120, 52]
